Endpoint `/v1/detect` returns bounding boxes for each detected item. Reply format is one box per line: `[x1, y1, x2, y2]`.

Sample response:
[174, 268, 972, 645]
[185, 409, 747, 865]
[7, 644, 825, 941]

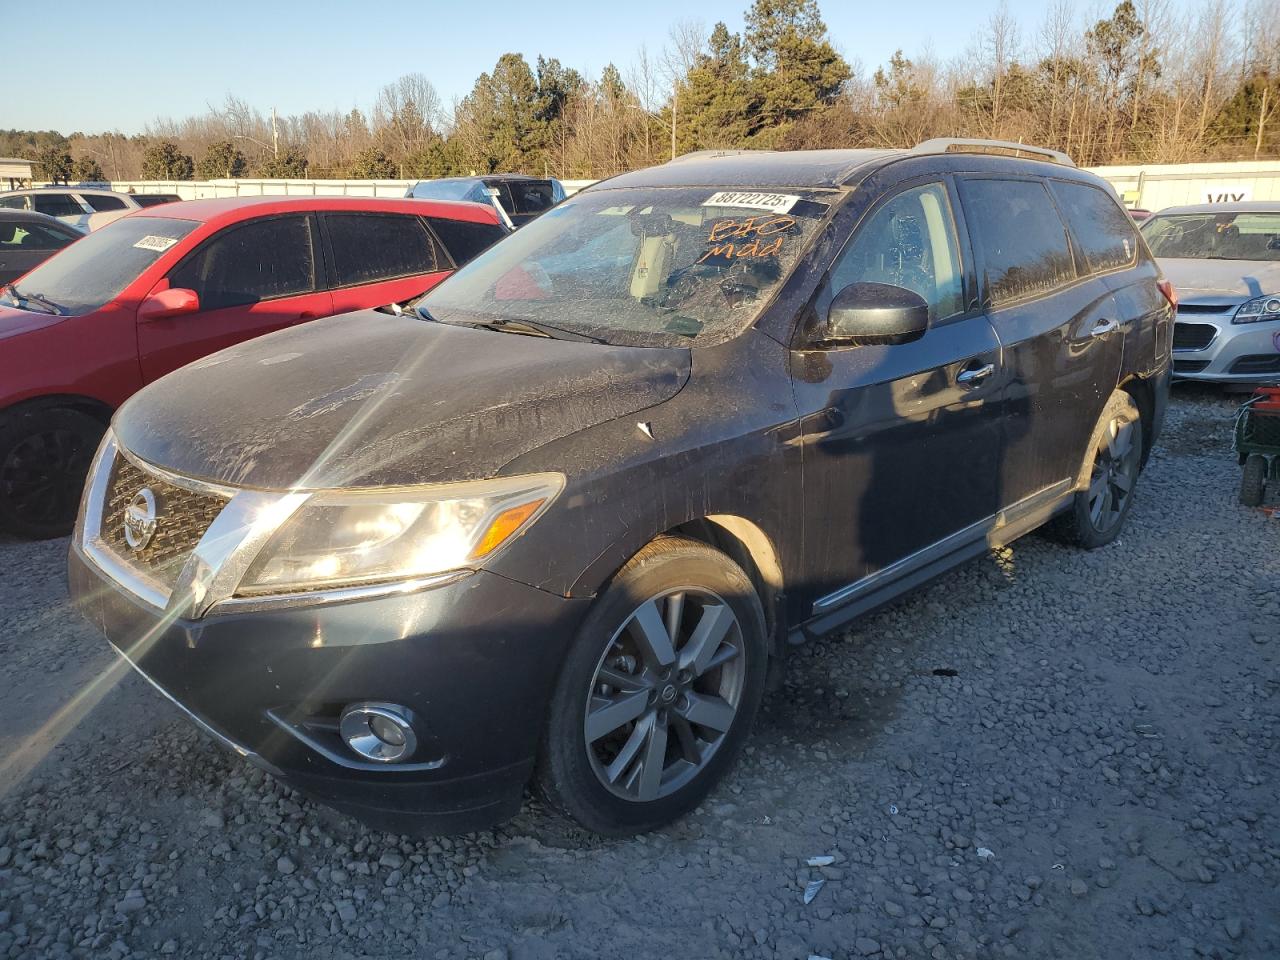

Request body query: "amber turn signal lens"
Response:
[468, 499, 546, 560]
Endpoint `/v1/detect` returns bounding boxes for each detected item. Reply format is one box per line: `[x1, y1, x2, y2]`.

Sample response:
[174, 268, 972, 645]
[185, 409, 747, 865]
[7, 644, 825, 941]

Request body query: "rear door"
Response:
[321, 211, 452, 313]
[138, 213, 332, 382]
[957, 176, 1123, 508]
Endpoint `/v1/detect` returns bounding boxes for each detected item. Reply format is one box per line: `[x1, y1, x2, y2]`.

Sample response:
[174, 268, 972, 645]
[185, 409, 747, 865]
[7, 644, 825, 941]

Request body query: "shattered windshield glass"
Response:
[419, 186, 832, 347]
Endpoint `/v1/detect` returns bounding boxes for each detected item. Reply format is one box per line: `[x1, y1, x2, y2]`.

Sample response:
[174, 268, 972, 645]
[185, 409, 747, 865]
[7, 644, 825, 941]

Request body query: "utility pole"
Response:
[671, 84, 677, 161]
[271, 107, 280, 159]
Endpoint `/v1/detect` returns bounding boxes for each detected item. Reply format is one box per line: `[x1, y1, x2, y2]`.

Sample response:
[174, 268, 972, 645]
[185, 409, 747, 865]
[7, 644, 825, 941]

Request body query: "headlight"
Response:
[234, 473, 563, 596]
[1233, 294, 1280, 323]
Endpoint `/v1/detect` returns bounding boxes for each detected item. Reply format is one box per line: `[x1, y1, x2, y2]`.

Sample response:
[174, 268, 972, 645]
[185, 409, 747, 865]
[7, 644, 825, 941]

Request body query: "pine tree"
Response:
[744, 0, 850, 143]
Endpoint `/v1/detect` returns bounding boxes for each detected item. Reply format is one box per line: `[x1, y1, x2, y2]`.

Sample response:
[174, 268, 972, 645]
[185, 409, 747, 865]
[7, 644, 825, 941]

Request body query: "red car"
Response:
[0, 196, 507, 538]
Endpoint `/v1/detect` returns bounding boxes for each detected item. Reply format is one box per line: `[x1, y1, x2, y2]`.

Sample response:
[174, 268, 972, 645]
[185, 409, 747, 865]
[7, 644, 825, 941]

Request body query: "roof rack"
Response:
[911, 138, 1075, 167]
[666, 149, 767, 164]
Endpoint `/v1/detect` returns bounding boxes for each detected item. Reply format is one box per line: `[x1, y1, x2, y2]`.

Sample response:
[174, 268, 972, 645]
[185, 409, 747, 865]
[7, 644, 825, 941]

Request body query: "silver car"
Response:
[1142, 202, 1280, 385]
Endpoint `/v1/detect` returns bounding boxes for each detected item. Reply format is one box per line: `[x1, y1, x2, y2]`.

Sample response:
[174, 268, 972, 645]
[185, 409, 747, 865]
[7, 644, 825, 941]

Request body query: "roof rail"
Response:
[911, 138, 1075, 167]
[666, 149, 767, 164]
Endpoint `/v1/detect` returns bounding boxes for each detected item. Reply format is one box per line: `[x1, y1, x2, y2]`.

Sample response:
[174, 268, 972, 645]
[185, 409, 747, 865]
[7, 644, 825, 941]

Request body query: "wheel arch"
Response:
[666, 515, 787, 658]
[1, 393, 114, 427]
[1118, 374, 1155, 467]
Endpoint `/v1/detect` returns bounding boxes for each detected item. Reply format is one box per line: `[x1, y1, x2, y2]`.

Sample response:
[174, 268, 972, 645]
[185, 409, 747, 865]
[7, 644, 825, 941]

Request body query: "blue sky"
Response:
[14, 0, 1199, 135]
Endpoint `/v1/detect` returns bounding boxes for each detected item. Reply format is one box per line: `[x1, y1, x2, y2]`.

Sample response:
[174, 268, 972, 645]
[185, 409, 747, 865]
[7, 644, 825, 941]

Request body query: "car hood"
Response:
[114, 311, 690, 490]
[0, 304, 63, 341]
[1158, 257, 1280, 304]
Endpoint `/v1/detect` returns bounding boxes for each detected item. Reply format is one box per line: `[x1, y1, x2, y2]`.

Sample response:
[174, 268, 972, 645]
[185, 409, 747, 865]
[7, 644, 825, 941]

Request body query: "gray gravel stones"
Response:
[0, 386, 1276, 960]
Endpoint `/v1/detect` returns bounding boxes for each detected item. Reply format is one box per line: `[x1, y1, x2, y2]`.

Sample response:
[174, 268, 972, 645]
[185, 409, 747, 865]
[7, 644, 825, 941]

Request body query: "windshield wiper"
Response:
[447, 316, 603, 343]
[2, 284, 61, 316]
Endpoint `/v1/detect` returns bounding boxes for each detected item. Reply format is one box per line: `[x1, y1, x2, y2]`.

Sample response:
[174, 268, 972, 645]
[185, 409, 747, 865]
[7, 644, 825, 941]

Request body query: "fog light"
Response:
[339, 703, 417, 763]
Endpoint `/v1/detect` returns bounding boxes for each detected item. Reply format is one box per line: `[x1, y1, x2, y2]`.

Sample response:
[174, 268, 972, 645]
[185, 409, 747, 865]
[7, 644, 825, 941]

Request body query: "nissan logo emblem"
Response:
[123, 488, 158, 551]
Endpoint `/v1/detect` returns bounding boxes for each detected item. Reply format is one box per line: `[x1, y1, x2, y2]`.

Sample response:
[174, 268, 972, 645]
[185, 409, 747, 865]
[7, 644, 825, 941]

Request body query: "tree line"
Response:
[9, 0, 1280, 186]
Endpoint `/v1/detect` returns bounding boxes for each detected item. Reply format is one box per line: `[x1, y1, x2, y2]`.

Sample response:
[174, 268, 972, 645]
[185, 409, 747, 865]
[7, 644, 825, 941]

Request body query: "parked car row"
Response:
[0, 185, 181, 232]
[57, 140, 1178, 838]
[0, 194, 508, 536]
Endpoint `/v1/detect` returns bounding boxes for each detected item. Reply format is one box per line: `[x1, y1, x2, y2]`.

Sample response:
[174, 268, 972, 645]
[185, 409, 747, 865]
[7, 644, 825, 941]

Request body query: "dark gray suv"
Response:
[70, 141, 1173, 836]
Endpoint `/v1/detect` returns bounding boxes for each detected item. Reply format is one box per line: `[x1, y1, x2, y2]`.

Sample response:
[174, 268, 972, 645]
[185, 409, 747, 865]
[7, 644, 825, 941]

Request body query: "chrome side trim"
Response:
[207, 570, 471, 615]
[813, 517, 990, 613]
[812, 479, 1075, 615]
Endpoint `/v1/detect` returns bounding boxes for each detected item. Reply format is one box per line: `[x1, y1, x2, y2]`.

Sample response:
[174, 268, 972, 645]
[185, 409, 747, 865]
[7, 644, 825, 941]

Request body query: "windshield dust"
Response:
[419, 187, 832, 347]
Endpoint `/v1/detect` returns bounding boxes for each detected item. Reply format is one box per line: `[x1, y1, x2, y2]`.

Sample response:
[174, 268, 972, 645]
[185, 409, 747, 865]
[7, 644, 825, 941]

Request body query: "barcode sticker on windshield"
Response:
[133, 235, 179, 252]
[703, 191, 801, 214]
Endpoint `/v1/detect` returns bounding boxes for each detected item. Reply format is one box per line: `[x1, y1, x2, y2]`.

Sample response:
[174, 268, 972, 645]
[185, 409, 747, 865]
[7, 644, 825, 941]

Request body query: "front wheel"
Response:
[536, 536, 768, 836]
[1051, 391, 1144, 550]
[0, 407, 106, 539]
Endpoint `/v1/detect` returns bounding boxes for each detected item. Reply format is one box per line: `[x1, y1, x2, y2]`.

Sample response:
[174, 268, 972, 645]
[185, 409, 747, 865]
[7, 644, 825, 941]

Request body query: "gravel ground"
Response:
[0, 384, 1277, 960]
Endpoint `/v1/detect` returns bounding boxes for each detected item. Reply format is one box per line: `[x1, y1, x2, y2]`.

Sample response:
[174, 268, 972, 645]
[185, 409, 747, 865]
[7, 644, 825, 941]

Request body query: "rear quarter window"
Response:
[960, 178, 1077, 306]
[1050, 180, 1139, 274]
[81, 193, 129, 212]
[427, 217, 507, 266]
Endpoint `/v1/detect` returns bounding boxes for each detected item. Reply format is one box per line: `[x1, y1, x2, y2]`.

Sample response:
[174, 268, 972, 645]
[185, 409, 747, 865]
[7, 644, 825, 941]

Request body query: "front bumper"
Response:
[1172, 315, 1280, 383]
[69, 544, 589, 834]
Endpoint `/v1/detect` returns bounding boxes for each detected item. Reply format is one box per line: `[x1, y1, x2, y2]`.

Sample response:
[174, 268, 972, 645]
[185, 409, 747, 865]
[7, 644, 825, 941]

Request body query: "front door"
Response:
[957, 177, 1124, 505]
[791, 180, 1005, 612]
[137, 214, 332, 382]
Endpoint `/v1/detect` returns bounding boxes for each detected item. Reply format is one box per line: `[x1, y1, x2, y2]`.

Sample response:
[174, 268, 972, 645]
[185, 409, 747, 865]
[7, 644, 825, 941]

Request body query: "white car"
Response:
[0, 187, 180, 232]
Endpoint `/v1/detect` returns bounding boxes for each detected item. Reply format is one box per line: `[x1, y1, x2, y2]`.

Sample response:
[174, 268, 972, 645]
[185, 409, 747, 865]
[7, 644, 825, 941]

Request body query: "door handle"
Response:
[1091, 318, 1120, 337]
[957, 362, 995, 387]
[296, 311, 319, 321]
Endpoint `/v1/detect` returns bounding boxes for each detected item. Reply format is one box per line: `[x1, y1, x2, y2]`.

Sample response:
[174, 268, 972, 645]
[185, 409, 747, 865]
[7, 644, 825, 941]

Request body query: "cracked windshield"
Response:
[421, 187, 830, 346]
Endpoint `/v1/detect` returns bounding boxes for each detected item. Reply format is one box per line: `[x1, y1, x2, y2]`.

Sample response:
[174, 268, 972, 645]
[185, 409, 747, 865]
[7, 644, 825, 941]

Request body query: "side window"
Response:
[427, 217, 507, 266]
[1050, 180, 1139, 274]
[0, 221, 77, 249]
[170, 215, 316, 310]
[32, 193, 86, 218]
[0, 195, 30, 211]
[325, 213, 444, 286]
[81, 193, 129, 212]
[960, 178, 1077, 306]
[828, 181, 965, 323]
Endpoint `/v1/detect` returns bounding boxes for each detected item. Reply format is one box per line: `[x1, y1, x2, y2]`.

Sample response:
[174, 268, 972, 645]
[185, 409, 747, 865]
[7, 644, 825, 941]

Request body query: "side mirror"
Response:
[822, 282, 929, 345]
[139, 287, 199, 321]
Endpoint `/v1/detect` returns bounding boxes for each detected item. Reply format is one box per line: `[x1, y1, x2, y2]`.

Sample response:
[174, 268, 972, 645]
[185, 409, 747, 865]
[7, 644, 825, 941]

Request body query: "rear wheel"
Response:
[1052, 391, 1144, 549]
[0, 408, 105, 539]
[537, 536, 767, 836]
[1240, 454, 1267, 507]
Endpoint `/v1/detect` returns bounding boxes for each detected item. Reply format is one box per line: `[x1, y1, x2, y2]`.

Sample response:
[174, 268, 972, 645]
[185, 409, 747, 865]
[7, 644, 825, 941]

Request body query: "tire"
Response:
[536, 536, 768, 836]
[1240, 454, 1267, 507]
[0, 407, 106, 539]
[1051, 391, 1144, 550]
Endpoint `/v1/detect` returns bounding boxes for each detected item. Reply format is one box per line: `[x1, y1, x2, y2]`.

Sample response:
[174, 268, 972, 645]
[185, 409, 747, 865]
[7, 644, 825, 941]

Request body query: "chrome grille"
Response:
[1172, 321, 1217, 351]
[99, 454, 228, 590]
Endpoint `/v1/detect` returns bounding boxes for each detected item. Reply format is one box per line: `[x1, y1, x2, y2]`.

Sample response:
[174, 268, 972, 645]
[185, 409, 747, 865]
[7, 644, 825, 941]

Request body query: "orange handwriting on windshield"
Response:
[696, 235, 785, 264]
[706, 216, 796, 243]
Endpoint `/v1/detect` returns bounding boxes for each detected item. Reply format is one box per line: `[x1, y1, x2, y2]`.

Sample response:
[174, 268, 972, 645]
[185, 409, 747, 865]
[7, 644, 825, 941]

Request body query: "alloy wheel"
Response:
[584, 588, 746, 802]
[1086, 415, 1140, 533]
